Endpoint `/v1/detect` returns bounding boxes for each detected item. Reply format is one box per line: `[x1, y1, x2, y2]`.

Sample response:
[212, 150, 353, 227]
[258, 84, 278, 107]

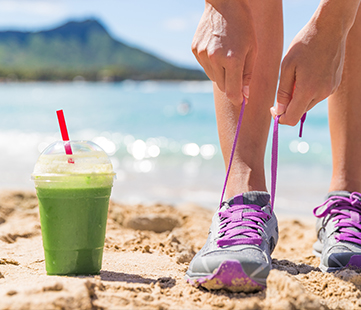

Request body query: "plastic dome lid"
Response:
[32, 140, 115, 177]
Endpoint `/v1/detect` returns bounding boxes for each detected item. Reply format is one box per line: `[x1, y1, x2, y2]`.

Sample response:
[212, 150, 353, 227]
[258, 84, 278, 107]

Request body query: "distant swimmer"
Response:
[177, 100, 191, 116]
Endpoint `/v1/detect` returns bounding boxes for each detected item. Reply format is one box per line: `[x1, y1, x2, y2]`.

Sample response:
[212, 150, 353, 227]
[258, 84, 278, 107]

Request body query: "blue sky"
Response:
[0, 0, 319, 69]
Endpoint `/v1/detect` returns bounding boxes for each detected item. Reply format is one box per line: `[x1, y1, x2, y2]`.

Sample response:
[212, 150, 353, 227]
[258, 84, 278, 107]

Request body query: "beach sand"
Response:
[0, 190, 361, 310]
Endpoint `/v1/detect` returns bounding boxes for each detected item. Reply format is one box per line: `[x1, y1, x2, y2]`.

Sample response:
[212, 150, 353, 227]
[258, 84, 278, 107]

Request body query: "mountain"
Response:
[0, 19, 207, 81]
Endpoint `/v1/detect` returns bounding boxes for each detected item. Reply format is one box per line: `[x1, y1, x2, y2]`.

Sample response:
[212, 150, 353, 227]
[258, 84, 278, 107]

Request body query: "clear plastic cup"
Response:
[32, 141, 115, 275]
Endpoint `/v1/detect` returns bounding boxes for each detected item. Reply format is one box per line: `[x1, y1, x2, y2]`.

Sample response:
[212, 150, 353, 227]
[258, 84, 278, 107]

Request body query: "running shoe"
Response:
[185, 191, 278, 292]
[313, 191, 361, 272]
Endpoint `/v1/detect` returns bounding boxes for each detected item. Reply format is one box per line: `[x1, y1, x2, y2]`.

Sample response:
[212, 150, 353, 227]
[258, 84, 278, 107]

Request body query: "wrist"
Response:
[315, 0, 361, 35]
[205, 0, 249, 4]
[205, 0, 250, 13]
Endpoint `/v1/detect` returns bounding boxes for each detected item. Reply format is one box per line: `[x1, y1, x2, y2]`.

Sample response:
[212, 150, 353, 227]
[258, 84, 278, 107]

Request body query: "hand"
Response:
[271, 1, 360, 125]
[192, 0, 257, 106]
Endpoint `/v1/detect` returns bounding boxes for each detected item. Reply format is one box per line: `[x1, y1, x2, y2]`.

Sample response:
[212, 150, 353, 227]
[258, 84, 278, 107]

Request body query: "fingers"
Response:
[193, 44, 256, 106]
[273, 59, 295, 116]
[272, 59, 307, 126]
[242, 47, 257, 101]
[193, 47, 228, 93]
[200, 53, 255, 106]
[192, 44, 217, 84]
[209, 51, 227, 92]
[272, 78, 316, 127]
[225, 61, 244, 106]
[223, 49, 256, 105]
[279, 89, 311, 126]
[273, 57, 323, 126]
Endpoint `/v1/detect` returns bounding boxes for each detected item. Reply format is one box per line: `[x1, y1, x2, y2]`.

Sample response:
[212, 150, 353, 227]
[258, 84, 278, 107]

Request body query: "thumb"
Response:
[271, 101, 286, 116]
[242, 48, 257, 103]
[274, 61, 296, 116]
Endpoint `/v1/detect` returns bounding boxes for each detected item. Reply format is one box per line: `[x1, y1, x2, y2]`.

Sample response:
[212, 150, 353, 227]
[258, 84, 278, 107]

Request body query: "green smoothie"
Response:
[37, 185, 112, 275]
[32, 141, 115, 276]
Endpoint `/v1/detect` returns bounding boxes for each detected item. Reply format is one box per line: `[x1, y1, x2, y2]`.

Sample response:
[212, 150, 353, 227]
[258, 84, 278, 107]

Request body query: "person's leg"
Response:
[314, 7, 361, 272]
[214, 0, 283, 199]
[328, 7, 361, 193]
[186, 0, 284, 292]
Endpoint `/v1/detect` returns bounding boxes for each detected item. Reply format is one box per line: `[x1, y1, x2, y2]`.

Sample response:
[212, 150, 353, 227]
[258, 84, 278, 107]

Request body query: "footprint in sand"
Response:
[124, 215, 180, 233]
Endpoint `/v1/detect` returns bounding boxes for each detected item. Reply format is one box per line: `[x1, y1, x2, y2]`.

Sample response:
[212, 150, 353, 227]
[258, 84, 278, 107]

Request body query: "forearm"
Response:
[204, 0, 251, 17]
[314, 0, 361, 36]
[205, 0, 250, 6]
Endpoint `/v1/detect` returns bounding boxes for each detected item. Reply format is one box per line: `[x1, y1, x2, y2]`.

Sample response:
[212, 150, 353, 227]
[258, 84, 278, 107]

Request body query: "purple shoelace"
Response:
[217, 99, 306, 247]
[314, 192, 361, 245]
[217, 203, 271, 246]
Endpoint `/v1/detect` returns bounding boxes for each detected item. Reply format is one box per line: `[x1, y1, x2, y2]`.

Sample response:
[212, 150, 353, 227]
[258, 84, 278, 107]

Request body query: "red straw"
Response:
[56, 110, 73, 155]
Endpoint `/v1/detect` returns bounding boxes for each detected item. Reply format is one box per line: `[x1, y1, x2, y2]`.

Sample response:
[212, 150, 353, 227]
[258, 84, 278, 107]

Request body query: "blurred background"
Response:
[0, 0, 331, 216]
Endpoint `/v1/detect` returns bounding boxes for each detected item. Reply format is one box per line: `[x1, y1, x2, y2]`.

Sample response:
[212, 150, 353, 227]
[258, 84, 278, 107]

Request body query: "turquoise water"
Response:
[0, 81, 332, 214]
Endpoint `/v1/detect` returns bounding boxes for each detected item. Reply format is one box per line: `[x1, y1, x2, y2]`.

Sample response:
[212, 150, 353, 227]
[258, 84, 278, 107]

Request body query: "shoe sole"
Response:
[185, 260, 265, 293]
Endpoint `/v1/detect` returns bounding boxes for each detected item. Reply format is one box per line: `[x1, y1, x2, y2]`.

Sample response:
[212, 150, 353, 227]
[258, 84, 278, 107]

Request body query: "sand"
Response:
[0, 190, 361, 310]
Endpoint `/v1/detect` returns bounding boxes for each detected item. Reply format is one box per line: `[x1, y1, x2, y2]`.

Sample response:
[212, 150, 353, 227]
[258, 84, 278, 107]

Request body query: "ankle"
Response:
[329, 178, 361, 194]
[225, 174, 267, 199]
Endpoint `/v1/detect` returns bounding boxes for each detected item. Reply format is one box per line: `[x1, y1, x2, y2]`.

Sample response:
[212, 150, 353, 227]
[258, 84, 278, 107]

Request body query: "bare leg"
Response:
[186, 2, 284, 292]
[328, 7, 361, 193]
[214, 0, 283, 199]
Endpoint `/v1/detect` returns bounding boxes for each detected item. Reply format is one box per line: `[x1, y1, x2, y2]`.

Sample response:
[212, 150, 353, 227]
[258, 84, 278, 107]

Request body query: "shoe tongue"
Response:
[230, 191, 270, 207]
[221, 191, 270, 243]
[326, 191, 361, 236]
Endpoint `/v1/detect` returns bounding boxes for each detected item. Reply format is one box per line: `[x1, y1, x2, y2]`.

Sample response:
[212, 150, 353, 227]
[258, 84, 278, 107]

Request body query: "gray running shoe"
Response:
[185, 191, 278, 292]
[313, 191, 361, 272]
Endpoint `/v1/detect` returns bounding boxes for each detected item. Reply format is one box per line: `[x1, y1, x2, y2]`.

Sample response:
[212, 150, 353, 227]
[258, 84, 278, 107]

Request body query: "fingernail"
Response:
[275, 102, 286, 115]
[270, 107, 276, 117]
[243, 85, 249, 99]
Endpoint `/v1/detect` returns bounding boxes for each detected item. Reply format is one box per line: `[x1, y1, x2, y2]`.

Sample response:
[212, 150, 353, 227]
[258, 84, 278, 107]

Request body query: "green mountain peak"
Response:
[0, 19, 206, 81]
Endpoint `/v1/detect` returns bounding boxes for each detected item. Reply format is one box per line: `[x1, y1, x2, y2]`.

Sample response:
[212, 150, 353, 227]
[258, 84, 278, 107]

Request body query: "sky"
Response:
[0, 0, 320, 69]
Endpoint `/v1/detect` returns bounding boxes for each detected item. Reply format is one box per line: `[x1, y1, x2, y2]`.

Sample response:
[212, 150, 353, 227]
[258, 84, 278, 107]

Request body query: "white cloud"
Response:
[0, 0, 67, 17]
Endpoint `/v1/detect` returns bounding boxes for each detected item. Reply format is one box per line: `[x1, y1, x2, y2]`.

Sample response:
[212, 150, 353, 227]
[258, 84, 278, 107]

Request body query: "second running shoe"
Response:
[313, 191, 361, 272]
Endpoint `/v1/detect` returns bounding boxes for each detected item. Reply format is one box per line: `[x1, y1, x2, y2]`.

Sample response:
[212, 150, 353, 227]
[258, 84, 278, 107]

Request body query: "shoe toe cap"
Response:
[189, 248, 271, 279]
[325, 246, 361, 268]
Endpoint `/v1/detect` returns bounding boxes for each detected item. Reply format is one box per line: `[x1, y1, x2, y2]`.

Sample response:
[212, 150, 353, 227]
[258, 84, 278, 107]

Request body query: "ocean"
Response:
[0, 81, 332, 216]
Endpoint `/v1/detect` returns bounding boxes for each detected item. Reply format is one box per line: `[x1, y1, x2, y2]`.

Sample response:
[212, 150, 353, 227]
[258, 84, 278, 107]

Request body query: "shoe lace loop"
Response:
[217, 203, 270, 247]
[314, 192, 361, 245]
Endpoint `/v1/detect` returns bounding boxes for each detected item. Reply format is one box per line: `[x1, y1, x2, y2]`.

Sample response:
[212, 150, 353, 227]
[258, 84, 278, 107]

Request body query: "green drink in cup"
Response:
[32, 141, 115, 275]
